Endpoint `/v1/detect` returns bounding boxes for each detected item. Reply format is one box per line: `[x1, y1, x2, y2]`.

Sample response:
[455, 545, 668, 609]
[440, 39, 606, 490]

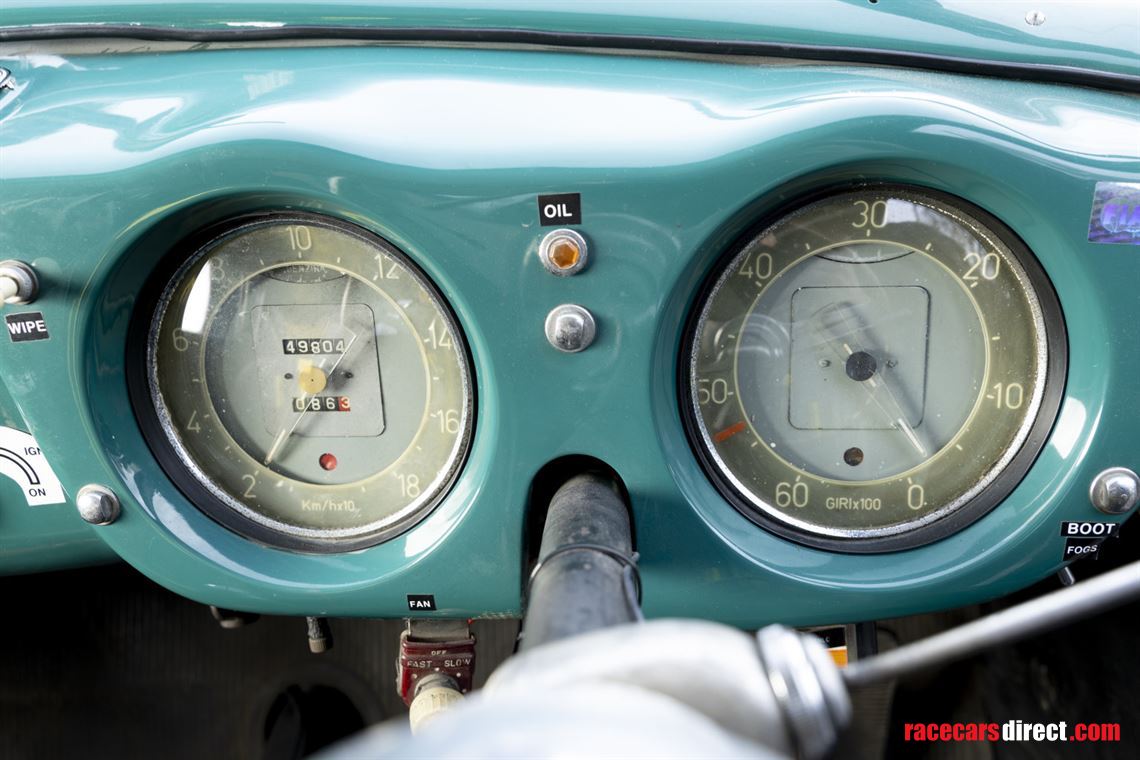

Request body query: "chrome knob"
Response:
[0, 260, 39, 305]
[1089, 467, 1140, 515]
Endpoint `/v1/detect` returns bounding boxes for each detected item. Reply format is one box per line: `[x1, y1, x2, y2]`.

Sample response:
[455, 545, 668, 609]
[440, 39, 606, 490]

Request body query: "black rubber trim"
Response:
[677, 183, 1069, 554]
[2, 24, 1138, 95]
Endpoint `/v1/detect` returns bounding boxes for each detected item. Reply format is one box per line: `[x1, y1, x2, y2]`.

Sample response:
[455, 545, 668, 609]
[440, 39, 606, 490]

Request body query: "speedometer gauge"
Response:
[684, 188, 1065, 552]
[130, 213, 473, 552]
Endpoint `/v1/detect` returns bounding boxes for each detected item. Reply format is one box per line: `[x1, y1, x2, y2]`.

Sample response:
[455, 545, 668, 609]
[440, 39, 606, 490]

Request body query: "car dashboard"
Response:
[1, 1, 1139, 630]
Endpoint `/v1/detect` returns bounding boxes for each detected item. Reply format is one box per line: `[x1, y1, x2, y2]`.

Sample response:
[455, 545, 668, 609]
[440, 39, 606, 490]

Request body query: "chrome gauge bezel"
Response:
[680, 186, 1068, 553]
[127, 211, 475, 553]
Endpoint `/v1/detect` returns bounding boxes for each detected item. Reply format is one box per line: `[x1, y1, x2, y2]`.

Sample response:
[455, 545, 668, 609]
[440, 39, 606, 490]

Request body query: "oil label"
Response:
[537, 193, 582, 226]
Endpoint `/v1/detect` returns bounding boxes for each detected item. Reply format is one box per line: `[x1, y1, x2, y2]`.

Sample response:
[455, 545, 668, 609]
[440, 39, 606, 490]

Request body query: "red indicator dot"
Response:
[319, 453, 338, 471]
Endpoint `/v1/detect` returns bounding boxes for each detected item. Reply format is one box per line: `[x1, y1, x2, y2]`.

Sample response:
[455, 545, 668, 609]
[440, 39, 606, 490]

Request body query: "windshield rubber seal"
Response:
[1, 24, 1138, 95]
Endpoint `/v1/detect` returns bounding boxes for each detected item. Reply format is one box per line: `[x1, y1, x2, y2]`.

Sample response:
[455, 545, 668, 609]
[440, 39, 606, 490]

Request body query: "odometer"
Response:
[131, 213, 473, 552]
[685, 188, 1065, 551]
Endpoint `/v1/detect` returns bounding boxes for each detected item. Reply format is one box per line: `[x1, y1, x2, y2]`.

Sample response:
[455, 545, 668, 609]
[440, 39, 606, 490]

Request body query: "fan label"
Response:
[407, 594, 437, 611]
[5, 312, 50, 342]
[538, 193, 581, 226]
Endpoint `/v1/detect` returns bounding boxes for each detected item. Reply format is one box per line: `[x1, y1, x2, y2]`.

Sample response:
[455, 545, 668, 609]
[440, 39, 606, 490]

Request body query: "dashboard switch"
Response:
[408, 672, 464, 733]
[397, 620, 476, 706]
[1090, 467, 1140, 515]
[306, 616, 333, 653]
[0, 260, 39, 305]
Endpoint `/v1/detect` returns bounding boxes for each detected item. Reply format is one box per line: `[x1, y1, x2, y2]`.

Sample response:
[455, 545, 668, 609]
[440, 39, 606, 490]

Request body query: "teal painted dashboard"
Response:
[1, 2, 1138, 626]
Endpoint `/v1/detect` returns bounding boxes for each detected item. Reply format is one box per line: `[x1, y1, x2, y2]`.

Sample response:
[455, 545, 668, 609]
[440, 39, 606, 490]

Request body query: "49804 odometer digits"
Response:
[130, 213, 474, 552]
[685, 188, 1066, 552]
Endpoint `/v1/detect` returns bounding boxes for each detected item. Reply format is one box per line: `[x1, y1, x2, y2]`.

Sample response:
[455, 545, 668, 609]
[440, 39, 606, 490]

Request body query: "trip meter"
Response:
[130, 213, 473, 551]
[685, 188, 1065, 551]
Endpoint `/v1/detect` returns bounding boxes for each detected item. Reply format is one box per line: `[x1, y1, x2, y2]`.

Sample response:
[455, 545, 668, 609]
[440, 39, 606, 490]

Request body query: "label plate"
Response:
[0, 427, 66, 505]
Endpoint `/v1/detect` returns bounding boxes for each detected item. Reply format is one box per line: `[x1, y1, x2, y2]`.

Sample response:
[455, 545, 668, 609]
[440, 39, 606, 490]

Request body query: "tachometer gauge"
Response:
[131, 213, 473, 552]
[684, 188, 1065, 551]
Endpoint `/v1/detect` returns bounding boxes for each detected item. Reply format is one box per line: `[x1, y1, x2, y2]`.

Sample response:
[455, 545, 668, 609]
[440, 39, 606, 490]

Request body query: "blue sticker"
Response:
[1089, 182, 1140, 245]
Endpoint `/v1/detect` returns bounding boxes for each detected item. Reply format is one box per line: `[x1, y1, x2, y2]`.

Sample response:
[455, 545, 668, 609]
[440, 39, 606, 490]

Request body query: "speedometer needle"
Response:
[264, 330, 359, 466]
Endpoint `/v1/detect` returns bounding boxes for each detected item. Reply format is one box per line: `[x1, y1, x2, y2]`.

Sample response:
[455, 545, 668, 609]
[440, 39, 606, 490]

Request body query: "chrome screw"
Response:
[76, 484, 121, 525]
[544, 304, 597, 353]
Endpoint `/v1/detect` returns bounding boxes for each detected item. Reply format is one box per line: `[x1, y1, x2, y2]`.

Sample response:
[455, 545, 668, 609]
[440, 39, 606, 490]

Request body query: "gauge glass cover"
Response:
[140, 214, 473, 551]
[685, 188, 1065, 551]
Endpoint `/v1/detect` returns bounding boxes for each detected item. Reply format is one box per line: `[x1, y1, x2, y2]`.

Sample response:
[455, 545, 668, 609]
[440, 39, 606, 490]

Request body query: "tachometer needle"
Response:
[893, 413, 927, 456]
[812, 303, 928, 458]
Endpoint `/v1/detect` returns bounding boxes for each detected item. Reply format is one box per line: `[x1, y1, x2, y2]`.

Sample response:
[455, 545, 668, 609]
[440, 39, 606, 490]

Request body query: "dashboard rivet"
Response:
[544, 304, 597, 353]
[1025, 10, 1046, 26]
[538, 229, 589, 277]
[76, 484, 121, 526]
[1089, 468, 1140, 515]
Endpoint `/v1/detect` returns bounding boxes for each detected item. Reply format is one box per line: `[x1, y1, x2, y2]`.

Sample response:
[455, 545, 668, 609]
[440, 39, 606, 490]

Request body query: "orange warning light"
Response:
[539, 228, 588, 277]
[549, 239, 581, 270]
